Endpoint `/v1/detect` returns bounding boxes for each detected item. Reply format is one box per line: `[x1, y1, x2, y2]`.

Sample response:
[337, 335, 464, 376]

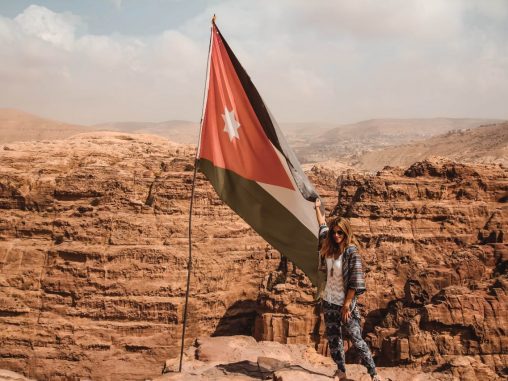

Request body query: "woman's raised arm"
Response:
[315, 198, 326, 226]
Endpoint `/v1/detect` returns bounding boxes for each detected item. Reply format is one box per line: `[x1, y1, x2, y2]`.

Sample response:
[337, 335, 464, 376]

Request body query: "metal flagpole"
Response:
[178, 159, 197, 373]
[178, 15, 215, 373]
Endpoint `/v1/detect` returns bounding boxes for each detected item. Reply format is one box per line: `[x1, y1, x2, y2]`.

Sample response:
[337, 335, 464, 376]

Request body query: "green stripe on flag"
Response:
[199, 158, 319, 286]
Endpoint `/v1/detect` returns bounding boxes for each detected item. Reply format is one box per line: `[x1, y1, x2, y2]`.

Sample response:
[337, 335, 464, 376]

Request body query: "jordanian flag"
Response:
[197, 22, 321, 285]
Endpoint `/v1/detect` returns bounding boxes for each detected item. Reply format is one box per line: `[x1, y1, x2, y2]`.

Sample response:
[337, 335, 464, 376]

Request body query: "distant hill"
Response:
[296, 118, 502, 163]
[93, 120, 199, 144]
[279, 122, 335, 149]
[0, 110, 201, 145]
[0, 111, 334, 147]
[315, 118, 498, 141]
[2, 111, 504, 172]
[354, 122, 508, 171]
[94, 121, 331, 146]
[0, 109, 91, 143]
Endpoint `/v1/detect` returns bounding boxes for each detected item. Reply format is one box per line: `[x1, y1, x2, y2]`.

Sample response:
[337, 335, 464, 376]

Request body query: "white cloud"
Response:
[110, 0, 123, 10]
[0, 4, 207, 124]
[293, 0, 464, 40]
[465, 0, 508, 21]
[0, 1, 507, 124]
[14, 5, 79, 50]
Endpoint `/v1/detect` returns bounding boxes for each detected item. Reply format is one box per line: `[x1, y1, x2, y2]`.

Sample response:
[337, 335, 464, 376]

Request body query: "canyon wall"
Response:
[255, 159, 507, 377]
[0, 133, 506, 380]
[0, 133, 279, 380]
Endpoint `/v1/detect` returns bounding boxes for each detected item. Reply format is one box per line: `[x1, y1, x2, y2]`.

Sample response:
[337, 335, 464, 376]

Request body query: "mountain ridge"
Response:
[353, 122, 508, 171]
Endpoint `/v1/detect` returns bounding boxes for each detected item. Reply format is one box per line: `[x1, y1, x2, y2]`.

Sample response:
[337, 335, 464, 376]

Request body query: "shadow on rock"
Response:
[212, 299, 258, 337]
[214, 360, 272, 379]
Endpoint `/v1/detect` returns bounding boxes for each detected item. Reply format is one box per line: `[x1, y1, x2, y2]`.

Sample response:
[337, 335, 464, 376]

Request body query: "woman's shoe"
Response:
[333, 369, 347, 380]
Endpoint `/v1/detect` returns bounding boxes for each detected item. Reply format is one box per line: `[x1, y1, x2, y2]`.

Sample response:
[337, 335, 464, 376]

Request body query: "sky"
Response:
[0, 0, 507, 125]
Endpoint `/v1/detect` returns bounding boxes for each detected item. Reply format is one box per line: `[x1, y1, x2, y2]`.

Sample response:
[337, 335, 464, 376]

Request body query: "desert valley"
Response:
[0, 109, 506, 381]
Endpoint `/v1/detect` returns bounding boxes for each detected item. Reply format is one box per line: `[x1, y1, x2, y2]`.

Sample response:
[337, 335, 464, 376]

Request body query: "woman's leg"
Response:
[342, 310, 377, 377]
[323, 301, 346, 373]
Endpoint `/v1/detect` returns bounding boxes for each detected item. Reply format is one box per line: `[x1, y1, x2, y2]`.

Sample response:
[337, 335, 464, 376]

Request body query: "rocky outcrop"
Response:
[0, 369, 36, 381]
[0, 135, 506, 380]
[254, 158, 507, 378]
[158, 335, 461, 381]
[0, 133, 280, 380]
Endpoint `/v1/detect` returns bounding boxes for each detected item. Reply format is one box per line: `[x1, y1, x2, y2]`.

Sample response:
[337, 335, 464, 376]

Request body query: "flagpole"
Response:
[178, 16, 215, 373]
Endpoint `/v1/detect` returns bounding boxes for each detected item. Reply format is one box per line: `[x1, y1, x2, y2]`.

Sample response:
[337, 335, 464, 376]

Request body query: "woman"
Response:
[315, 198, 380, 381]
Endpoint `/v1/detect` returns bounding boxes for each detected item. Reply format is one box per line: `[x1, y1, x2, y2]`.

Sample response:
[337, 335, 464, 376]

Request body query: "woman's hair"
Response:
[320, 217, 360, 258]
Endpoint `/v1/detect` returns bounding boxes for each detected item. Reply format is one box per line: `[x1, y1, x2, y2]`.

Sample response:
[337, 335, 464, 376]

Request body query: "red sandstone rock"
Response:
[0, 135, 506, 380]
[158, 335, 450, 381]
[0, 369, 36, 381]
[255, 157, 507, 377]
[0, 133, 280, 380]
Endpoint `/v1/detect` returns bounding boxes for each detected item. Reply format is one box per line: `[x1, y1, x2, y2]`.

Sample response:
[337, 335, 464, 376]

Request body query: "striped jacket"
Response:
[318, 224, 366, 299]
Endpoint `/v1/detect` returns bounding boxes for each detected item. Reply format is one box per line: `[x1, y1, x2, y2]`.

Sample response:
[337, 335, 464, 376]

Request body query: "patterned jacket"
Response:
[318, 224, 366, 300]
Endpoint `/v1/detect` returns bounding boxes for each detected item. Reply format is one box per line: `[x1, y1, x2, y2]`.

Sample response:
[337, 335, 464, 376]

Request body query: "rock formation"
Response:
[0, 133, 280, 380]
[157, 335, 470, 380]
[0, 369, 36, 381]
[255, 158, 507, 378]
[0, 134, 506, 380]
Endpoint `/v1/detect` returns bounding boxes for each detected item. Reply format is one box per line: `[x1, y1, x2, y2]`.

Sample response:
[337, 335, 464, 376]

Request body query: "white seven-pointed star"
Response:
[222, 107, 241, 141]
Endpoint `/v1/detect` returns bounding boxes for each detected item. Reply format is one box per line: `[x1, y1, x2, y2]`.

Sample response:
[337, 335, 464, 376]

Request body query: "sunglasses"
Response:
[332, 229, 345, 236]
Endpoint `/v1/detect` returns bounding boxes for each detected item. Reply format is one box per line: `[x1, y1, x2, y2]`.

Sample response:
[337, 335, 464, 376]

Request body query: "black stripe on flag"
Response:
[199, 158, 319, 286]
[214, 25, 319, 201]
[215, 26, 282, 154]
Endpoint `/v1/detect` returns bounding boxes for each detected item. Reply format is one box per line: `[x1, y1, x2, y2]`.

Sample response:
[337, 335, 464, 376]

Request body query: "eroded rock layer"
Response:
[0, 134, 506, 380]
[255, 158, 507, 377]
[0, 133, 279, 380]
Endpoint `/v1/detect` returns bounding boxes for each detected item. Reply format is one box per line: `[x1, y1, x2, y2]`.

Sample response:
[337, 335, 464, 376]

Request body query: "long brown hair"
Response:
[320, 217, 360, 258]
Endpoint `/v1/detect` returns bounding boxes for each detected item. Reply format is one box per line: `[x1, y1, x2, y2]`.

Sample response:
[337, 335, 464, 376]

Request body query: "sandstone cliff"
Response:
[255, 158, 507, 379]
[0, 133, 506, 380]
[0, 133, 280, 380]
[158, 335, 500, 380]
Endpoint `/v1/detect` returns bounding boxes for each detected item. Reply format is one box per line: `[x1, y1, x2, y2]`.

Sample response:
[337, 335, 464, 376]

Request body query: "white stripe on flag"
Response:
[256, 143, 319, 238]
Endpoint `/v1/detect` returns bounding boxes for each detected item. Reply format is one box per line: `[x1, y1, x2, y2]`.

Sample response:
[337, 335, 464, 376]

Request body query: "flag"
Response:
[197, 22, 321, 285]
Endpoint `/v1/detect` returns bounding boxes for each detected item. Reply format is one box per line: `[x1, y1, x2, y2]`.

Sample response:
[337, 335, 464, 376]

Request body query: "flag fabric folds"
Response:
[197, 22, 321, 286]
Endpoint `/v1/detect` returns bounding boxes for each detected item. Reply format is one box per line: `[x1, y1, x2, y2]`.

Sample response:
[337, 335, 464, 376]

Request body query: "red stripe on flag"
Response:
[198, 26, 294, 190]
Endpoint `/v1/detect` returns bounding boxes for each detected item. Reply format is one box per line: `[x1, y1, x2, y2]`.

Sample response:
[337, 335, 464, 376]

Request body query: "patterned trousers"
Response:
[323, 300, 377, 377]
